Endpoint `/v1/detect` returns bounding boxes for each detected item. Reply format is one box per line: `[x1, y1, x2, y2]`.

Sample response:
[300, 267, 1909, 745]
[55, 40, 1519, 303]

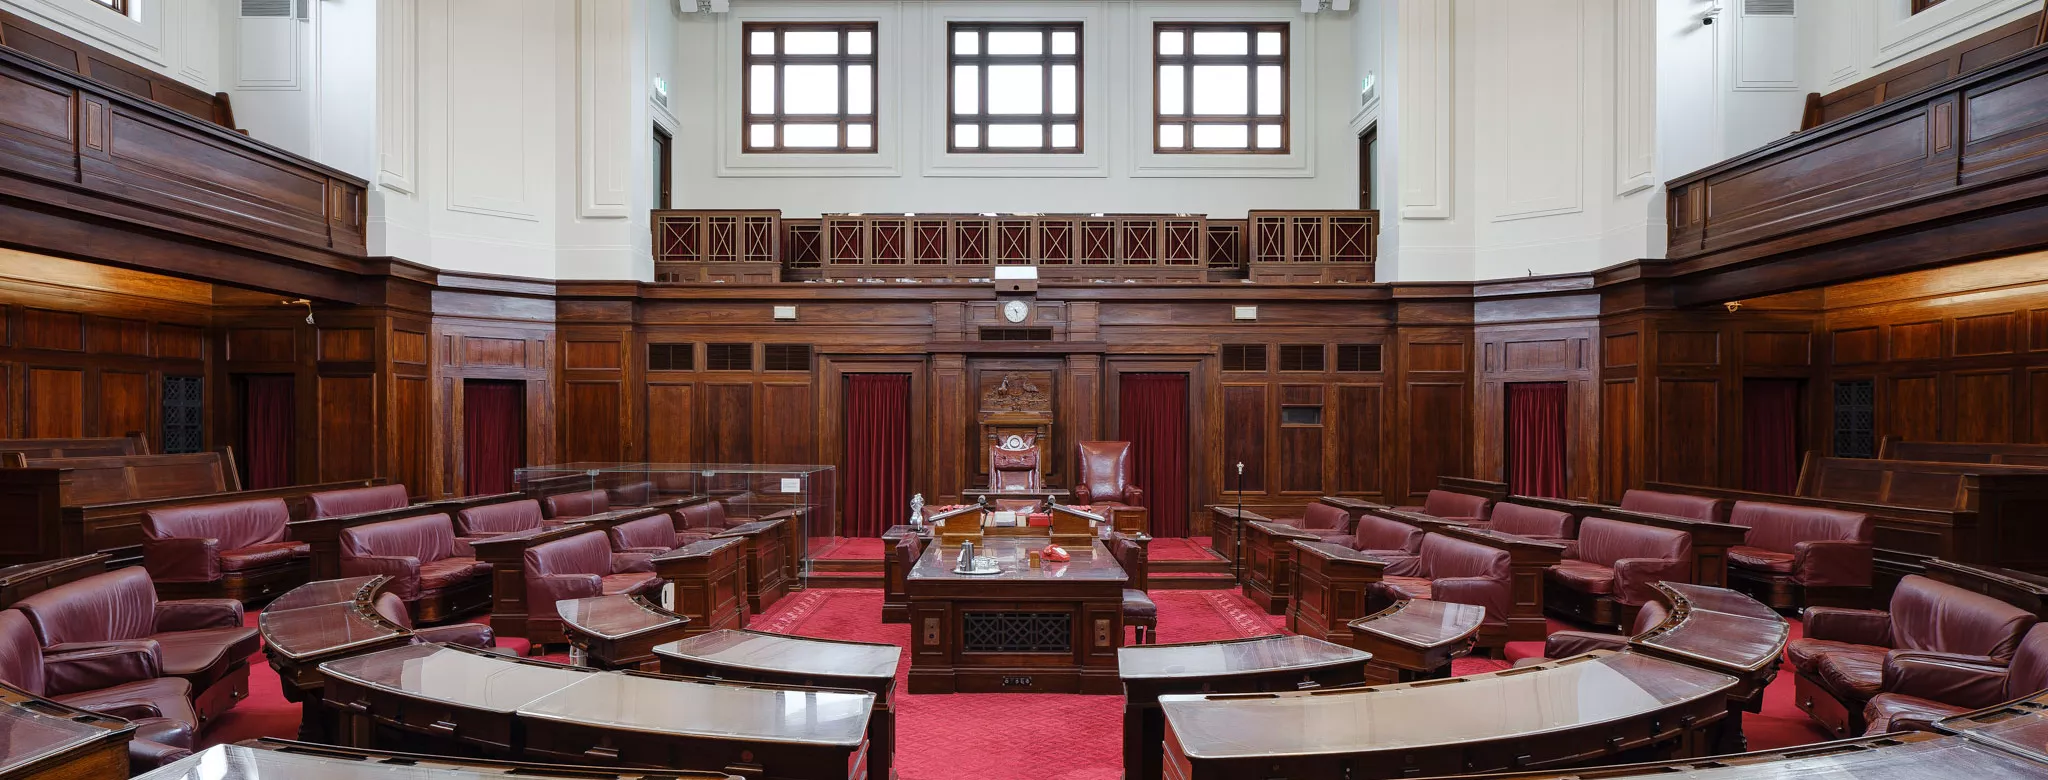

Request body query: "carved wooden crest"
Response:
[980, 372, 1050, 412]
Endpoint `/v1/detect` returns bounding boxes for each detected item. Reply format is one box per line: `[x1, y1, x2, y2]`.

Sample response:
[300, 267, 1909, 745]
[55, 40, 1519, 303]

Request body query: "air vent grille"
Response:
[1279, 345, 1326, 372]
[980, 327, 1053, 342]
[764, 344, 813, 372]
[1221, 345, 1267, 372]
[241, 0, 292, 18]
[648, 343, 693, 372]
[1745, 0, 1794, 15]
[706, 343, 753, 371]
[1336, 344, 1383, 372]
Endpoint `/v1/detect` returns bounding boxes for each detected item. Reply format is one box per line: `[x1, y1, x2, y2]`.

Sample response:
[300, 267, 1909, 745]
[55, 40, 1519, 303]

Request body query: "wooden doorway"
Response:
[464, 380, 525, 495]
[1359, 125, 1377, 210]
[234, 374, 294, 489]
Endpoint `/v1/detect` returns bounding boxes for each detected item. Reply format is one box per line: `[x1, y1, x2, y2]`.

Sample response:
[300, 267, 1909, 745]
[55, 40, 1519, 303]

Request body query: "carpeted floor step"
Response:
[805, 571, 883, 589]
[1148, 571, 1240, 590]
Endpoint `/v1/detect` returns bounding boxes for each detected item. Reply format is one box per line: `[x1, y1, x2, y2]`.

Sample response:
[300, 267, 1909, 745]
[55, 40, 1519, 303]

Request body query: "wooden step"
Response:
[1148, 572, 1240, 590]
[804, 571, 882, 589]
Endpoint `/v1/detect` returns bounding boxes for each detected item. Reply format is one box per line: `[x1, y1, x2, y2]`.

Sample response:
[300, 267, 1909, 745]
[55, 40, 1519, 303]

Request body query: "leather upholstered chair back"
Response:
[1352, 514, 1425, 554]
[15, 568, 159, 647]
[1110, 535, 1149, 591]
[675, 502, 729, 531]
[1887, 575, 2036, 659]
[543, 490, 610, 519]
[525, 531, 616, 578]
[1632, 598, 1672, 634]
[1619, 490, 1728, 522]
[1488, 503, 1573, 539]
[456, 500, 546, 536]
[610, 514, 679, 551]
[1414, 533, 1511, 582]
[1074, 441, 1136, 505]
[341, 514, 461, 565]
[371, 592, 415, 630]
[309, 484, 410, 518]
[1420, 491, 1492, 520]
[2008, 624, 2048, 698]
[1573, 518, 1691, 568]
[890, 535, 924, 595]
[0, 610, 46, 695]
[142, 498, 291, 551]
[1730, 501, 1871, 554]
[1300, 503, 1349, 531]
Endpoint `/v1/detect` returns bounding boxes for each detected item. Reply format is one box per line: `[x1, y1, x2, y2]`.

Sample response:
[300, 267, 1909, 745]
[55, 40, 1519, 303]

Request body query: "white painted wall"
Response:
[667, 1, 1360, 218]
[0, 0, 222, 92]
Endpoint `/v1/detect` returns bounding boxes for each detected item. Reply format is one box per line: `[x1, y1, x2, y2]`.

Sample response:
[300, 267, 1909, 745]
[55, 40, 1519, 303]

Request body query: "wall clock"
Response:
[1003, 299, 1030, 323]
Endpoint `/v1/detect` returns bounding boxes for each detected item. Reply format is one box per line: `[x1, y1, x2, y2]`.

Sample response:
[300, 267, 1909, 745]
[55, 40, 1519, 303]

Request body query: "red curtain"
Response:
[1506, 382, 1567, 498]
[242, 375, 294, 490]
[1743, 379, 1802, 494]
[1119, 373, 1191, 537]
[465, 381, 525, 496]
[844, 374, 911, 538]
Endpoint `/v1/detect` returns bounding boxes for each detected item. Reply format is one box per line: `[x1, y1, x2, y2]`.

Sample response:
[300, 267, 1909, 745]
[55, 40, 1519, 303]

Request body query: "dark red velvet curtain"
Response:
[844, 374, 911, 538]
[1506, 382, 1567, 498]
[465, 381, 524, 496]
[1119, 373, 1190, 537]
[242, 375, 294, 490]
[1743, 379, 1802, 494]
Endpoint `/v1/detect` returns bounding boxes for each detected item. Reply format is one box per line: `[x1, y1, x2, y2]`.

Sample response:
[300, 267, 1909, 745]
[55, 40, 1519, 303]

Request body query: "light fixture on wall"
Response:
[1724, 301, 1743, 313]
[1234, 305, 1258, 321]
[282, 298, 315, 325]
[773, 305, 797, 321]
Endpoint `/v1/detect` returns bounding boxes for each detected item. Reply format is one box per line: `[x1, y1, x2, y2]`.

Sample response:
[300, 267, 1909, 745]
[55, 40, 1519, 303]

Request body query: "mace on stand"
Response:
[1232, 461, 1245, 583]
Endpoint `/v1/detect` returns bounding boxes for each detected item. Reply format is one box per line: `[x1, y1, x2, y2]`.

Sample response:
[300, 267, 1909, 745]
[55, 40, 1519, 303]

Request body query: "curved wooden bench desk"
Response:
[559, 594, 691, 671]
[655, 629, 899, 780]
[1119, 635, 1371, 780]
[0, 680, 135, 780]
[137, 741, 741, 780]
[1158, 650, 1739, 779]
[258, 575, 410, 741]
[1348, 598, 1483, 682]
[317, 642, 876, 780]
[1630, 582, 1788, 743]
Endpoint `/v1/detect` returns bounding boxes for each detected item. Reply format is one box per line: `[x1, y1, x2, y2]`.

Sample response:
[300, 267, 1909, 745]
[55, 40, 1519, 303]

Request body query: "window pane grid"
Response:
[948, 22, 1083, 154]
[1154, 23, 1288, 154]
[742, 22, 879, 153]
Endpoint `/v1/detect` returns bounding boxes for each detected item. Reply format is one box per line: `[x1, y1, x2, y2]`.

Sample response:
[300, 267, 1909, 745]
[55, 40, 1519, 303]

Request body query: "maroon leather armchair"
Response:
[1725, 501, 1873, 609]
[0, 610, 194, 772]
[1513, 599, 1673, 667]
[1109, 534, 1156, 645]
[1326, 513, 1425, 565]
[13, 568, 259, 724]
[454, 499, 556, 539]
[1618, 489, 1729, 523]
[141, 497, 310, 602]
[307, 484, 410, 519]
[1477, 503, 1575, 544]
[883, 533, 926, 624]
[1273, 503, 1358, 539]
[543, 489, 610, 519]
[1864, 622, 2048, 735]
[1372, 533, 1514, 647]
[1396, 490, 1493, 523]
[1545, 517, 1692, 627]
[674, 501, 743, 537]
[368, 592, 496, 649]
[1074, 441, 1143, 507]
[1787, 574, 2037, 737]
[609, 513, 689, 555]
[338, 514, 491, 624]
[522, 531, 660, 644]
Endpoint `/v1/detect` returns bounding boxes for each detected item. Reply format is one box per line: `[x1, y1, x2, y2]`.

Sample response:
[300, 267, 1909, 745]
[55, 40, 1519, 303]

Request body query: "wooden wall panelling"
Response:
[819, 357, 930, 537]
[931, 353, 969, 503]
[1475, 319, 1598, 500]
[1104, 358, 1211, 535]
[1392, 310, 1475, 504]
[559, 326, 634, 464]
[1221, 383, 1268, 495]
[431, 293, 557, 498]
[704, 382, 755, 464]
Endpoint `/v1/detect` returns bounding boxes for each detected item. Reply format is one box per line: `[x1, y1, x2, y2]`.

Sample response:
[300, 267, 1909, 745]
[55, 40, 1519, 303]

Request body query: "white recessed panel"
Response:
[447, 0, 531, 218]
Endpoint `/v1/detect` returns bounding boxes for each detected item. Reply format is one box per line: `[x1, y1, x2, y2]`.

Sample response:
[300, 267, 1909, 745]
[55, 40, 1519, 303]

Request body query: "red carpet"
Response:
[1146, 537, 1221, 561]
[206, 590, 1829, 774]
[813, 537, 886, 560]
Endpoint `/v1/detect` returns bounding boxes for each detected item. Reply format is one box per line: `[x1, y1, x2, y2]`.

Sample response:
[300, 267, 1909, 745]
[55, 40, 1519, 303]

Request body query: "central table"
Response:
[905, 536, 1128, 694]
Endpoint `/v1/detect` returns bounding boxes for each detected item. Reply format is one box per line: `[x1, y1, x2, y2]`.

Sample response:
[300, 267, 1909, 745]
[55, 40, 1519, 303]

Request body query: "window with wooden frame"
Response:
[1910, 0, 1945, 14]
[1154, 23, 1288, 153]
[91, 0, 127, 14]
[742, 22, 878, 153]
[948, 22, 1082, 153]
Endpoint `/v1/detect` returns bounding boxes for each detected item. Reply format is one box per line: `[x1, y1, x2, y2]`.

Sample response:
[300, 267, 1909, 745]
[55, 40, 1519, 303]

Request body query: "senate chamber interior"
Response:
[5, 0, 2048, 779]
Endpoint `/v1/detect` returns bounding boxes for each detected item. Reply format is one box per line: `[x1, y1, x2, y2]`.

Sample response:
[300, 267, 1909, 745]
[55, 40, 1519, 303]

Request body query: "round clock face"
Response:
[1003, 300, 1029, 323]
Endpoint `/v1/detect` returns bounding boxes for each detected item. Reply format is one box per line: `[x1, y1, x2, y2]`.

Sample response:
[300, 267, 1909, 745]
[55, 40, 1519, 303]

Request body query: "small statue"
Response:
[909, 493, 925, 525]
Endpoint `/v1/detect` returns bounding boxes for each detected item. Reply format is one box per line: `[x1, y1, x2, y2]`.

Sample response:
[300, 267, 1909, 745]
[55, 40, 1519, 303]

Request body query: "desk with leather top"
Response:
[0, 680, 134, 780]
[1118, 635, 1371, 780]
[137, 741, 743, 780]
[654, 629, 899, 780]
[905, 536, 1127, 695]
[1158, 650, 1738, 780]
[258, 576, 410, 741]
[1347, 598, 1483, 683]
[558, 594, 691, 671]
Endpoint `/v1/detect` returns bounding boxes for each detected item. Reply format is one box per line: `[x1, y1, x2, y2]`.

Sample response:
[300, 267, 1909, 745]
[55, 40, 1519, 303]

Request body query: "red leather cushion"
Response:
[1786, 638, 1880, 675]
[416, 558, 487, 591]
[674, 502, 731, 531]
[609, 515, 679, 552]
[1076, 441, 1134, 503]
[1618, 490, 1726, 522]
[1299, 503, 1349, 532]
[1413, 533, 1510, 581]
[1546, 560, 1616, 595]
[0, 611, 45, 695]
[1817, 650, 1886, 702]
[1863, 693, 1966, 735]
[599, 571, 661, 596]
[1728, 545, 1795, 574]
[457, 500, 547, 536]
[1487, 503, 1572, 539]
[1731, 501, 1871, 554]
[15, 568, 159, 647]
[371, 592, 414, 630]
[1886, 575, 2037, 659]
[216, 541, 310, 572]
[154, 627, 260, 683]
[1572, 518, 1691, 569]
[341, 514, 460, 565]
[142, 498, 292, 552]
[526, 532, 615, 579]
[1379, 576, 1433, 600]
[54, 677, 196, 726]
[1351, 515, 1424, 555]
[1122, 589, 1157, 619]
[2010, 624, 2048, 698]
[1421, 491, 1491, 520]
[545, 490, 611, 519]
[308, 484, 410, 518]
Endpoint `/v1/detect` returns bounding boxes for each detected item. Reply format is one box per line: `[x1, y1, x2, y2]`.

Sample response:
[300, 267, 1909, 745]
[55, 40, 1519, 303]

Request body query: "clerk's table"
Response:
[905, 536, 1128, 694]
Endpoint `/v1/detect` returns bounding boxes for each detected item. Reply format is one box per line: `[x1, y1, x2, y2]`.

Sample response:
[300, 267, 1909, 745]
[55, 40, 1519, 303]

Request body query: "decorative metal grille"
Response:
[962, 612, 1070, 653]
[161, 376, 204, 454]
[1833, 379, 1875, 458]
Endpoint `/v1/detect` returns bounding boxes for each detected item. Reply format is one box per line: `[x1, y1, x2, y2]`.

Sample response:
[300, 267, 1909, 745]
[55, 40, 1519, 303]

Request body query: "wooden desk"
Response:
[1923, 559, 2048, 621]
[1630, 582, 1788, 753]
[1434, 526, 1566, 644]
[472, 524, 588, 640]
[1159, 650, 1738, 780]
[1118, 636, 1370, 780]
[1206, 506, 1267, 571]
[655, 629, 899, 780]
[517, 672, 873, 780]
[714, 517, 793, 613]
[320, 643, 599, 754]
[1346, 598, 1482, 683]
[259, 575, 409, 741]
[1442, 730, 2048, 779]
[906, 536, 1127, 694]
[0, 553, 108, 608]
[558, 594, 690, 671]
[1938, 690, 2048, 764]
[287, 492, 526, 580]
[880, 524, 929, 623]
[150, 742, 743, 780]
[1242, 520, 1317, 614]
[1286, 540, 1389, 645]
[0, 681, 133, 780]
[654, 536, 749, 636]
